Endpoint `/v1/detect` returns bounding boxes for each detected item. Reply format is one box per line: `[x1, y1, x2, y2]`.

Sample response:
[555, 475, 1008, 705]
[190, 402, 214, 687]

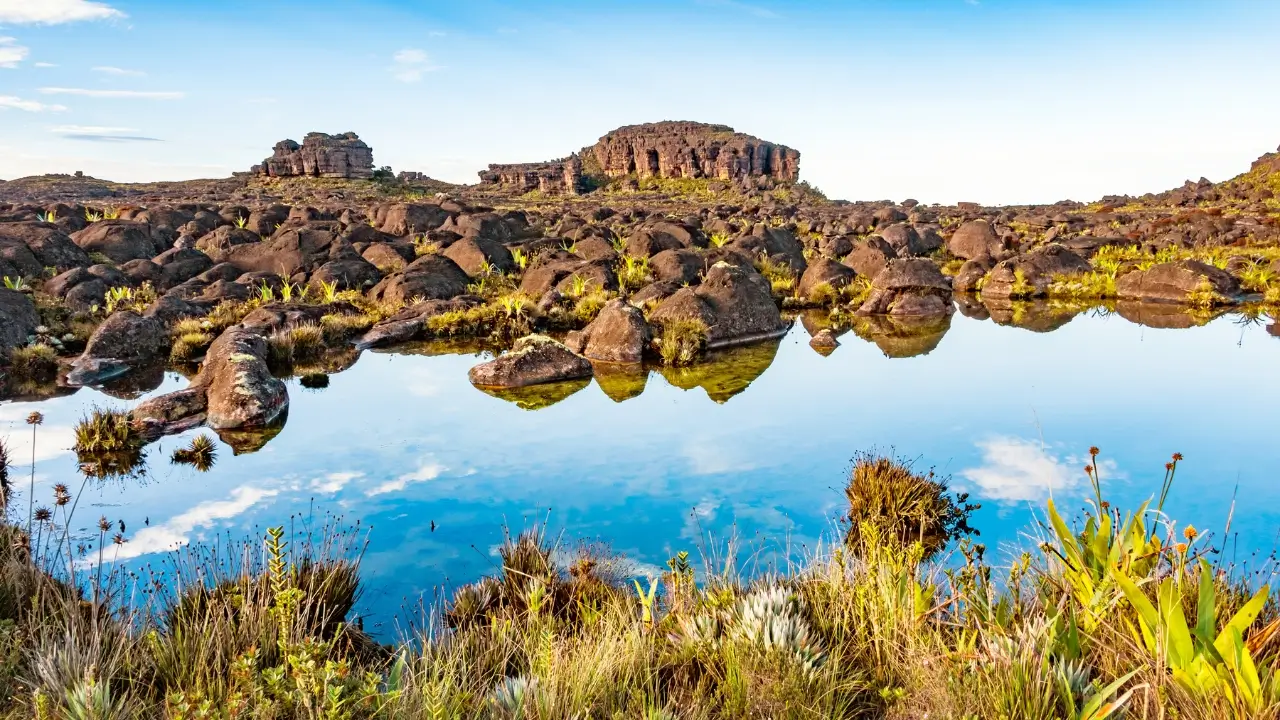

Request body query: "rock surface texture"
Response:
[592, 122, 800, 182]
[254, 132, 374, 179]
[478, 156, 583, 195]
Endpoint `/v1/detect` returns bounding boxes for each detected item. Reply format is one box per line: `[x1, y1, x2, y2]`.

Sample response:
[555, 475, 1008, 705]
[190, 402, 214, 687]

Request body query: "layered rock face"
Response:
[592, 121, 800, 183]
[478, 156, 583, 195]
[478, 121, 800, 193]
[254, 132, 374, 179]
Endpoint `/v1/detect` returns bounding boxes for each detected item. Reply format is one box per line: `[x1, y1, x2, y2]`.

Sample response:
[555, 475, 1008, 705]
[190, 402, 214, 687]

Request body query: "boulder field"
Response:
[2, 126, 1280, 432]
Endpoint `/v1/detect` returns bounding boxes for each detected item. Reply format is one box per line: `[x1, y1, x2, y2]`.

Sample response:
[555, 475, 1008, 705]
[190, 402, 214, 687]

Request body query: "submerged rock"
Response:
[468, 334, 592, 389]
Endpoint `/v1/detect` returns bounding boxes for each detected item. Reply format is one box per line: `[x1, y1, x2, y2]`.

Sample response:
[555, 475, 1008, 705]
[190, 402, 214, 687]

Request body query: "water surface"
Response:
[3, 304, 1278, 633]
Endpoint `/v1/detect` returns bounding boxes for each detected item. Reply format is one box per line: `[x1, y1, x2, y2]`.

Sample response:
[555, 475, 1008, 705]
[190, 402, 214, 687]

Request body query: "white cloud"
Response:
[0, 410, 75, 465]
[390, 48, 439, 83]
[33, 61, 57, 68]
[0, 0, 125, 24]
[0, 36, 29, 68]
[0, 95, 66, 112]
[92, 65, 145, 76]
[310, 471, 364, 494]
[39, 87, 184, 99]
[50, 124, 135, 134]
[111, 485, 280, 560]
[367, 458, 445, 496]
[959, 437, 1078, 504]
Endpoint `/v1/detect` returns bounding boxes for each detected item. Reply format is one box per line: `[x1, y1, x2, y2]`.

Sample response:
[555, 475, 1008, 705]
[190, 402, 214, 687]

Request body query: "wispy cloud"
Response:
[39, 87, 184, 99]
[51, 125, 161, 142]
[0, 0, 125, 25]
[33, 61, 57, 68]
[957, 437, 1120, 504]
[92, 65, 145, 77]
[367, 458, 445, 496]
[695, 0, 779, 19]
[0, 37, 29, 68]
[390, 48, 439, 83]
[0, 95, 67, 112]
[310, 471, 364, 494]
[111, 485, 279, 560]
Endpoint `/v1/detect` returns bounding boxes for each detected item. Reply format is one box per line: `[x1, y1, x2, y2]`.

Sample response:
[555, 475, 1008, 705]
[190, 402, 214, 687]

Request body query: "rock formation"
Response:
[253, 132, 374, 179]
[478, 156, 583, 195]
[591, 121, 800, 183]
[478, 121, 800, 193]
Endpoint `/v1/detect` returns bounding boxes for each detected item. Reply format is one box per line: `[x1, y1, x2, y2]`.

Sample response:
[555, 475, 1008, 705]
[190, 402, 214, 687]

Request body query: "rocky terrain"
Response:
[1, 121, 1279, 453]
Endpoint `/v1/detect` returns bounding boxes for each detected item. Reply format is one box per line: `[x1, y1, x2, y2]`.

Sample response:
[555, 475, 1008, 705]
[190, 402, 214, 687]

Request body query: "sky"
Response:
[1, 0, 1279, 205]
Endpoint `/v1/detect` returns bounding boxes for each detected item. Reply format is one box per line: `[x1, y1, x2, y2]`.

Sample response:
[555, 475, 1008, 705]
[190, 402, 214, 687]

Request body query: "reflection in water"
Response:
[1115, 300, 1224, 329]
[475, 377, 592, 410]
[2, 301, 1279, 632]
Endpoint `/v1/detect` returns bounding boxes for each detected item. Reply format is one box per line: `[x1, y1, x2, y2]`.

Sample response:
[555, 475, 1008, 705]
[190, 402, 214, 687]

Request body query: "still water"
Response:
[3, 304, 1279, 634]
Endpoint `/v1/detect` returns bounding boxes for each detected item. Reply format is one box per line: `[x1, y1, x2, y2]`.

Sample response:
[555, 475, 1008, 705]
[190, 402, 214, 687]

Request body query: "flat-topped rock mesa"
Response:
[253, 132, 374, 179]
[592, 121, 800, 183]
[478, 156, 584, 195]
[478, 121, 800, 194]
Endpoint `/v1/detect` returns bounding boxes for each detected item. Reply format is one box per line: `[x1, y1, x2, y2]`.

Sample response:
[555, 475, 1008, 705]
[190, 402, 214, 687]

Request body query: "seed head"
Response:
[97, 516, 111, 532]
[112, 533, 126, 546]
[1089, 446, 1100, 456]
[1084, 465, 1093, 476]
[1165, 462, 1174, 471]
[26, 412, 43, 426]
[34, 507, 51, 523]
[1172, 452, 1183, 462]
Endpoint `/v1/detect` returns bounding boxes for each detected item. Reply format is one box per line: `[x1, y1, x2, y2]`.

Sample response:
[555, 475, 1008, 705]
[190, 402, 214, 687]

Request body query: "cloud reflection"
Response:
[113, 485, 279, 559]
[367, 458, 445, 496]
[959, 437, 1078, 503]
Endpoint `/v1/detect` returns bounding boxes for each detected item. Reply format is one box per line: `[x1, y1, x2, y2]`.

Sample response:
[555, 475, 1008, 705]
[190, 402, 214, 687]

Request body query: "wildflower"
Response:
[1172, 452, 1183, 462]
[1175, 542, 1189, 554]
[1165, 463, 1174, 471]
[1089, 446, 1100, 456]
[26, 412, 43, 426]
[34, 507, 51, 523]
[113, 533, 126, 545]
[1100, 501, 1111, 510]
[1084, 465, 1094, 476]
[97, 516, 111, 532]
[1184, 525, 1198, 541]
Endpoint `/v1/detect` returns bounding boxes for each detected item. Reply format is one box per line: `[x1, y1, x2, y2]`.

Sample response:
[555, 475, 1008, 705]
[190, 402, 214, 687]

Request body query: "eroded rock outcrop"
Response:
[592, 122, 800, 182]
[253, 132, 374, 179]
[478, 156, 583, 195]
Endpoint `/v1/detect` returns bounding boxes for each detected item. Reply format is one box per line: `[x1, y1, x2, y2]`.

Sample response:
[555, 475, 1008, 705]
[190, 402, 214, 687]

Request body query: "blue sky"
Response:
[2, 0, 1279, 204]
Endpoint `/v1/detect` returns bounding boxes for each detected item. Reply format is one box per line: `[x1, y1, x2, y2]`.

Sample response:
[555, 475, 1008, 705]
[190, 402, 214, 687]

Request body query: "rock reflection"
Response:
[474, 377, 592, 410]
[848, 313, 951, 358]
[591, 363, 649, 403]
[980, 298, 1085, 333]
[215, 413, 288, 455]
[656, 339, 780, 403]
[1114, 300, 1224, 329]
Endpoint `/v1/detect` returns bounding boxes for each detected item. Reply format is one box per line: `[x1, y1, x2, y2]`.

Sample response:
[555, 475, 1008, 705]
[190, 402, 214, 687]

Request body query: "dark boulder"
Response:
[71, 220, 157, 263]
[0, 222, 91, 271]
[356, 297, 482, 349]
[843, 237, 897, 278]
[66, 311, 168, 385]
[948, 220, 1004, 260]
[441, 235, 515, 277]
[1115, 260, 1242, 305]
[0, 288, 39, 359]
[650, 248, 704, 285]
[856, 258, 954, 317]
[797, 258, 857, 301]
[311, 258, 383, 291]
[368, 254, 470, 306]
[650, 262, 788, 349]
[565, 298, 650, 364]
[468, 334, 593, 388]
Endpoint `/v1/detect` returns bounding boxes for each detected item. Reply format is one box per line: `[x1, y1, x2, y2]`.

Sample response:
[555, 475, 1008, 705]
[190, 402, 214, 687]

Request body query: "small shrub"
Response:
[7, 344, 58, 380]
[169, 332, 214, 363]
[655, 319, 707, 366]
[843, 453, 978, 560]
[171, 435, 217, 472]
[320, 313, 375, 343]
[73, 407, 144, 477]
[299, 372, 330, 390]
[289, 324, 324, 362]
[617, 256, 652, 293]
